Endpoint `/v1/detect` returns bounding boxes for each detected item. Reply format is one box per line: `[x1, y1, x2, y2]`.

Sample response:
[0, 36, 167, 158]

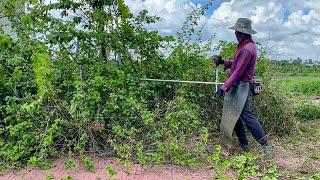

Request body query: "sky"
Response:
[124, 0, 320, 61]
[40, 0, 320, 61]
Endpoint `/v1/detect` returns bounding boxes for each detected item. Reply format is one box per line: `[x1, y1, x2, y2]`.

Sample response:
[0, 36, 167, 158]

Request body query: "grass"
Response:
[270, 120, 320, 178]
[294, 103, 320, 121]
[274, 75, 320, 121]
[276, 75, 320, 98]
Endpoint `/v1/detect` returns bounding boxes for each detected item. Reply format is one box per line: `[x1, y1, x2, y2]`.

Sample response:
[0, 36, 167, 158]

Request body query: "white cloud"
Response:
[283, 0, 320, 12]
[210, 0, 239, 23]
[314, 37, 320, 46]
[126, 0, 320, 59]
[44, 0, 320, 60]
[284, 9, 320, 33]
[124, 0, 200, 35]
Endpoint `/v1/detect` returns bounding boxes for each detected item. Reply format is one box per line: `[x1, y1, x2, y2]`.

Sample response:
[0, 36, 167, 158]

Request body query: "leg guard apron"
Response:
[220, 82, 250, 142]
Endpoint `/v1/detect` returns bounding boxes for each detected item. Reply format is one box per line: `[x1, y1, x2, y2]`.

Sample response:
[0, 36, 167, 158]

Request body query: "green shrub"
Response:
[65, 159, 76, 170]
[45, 175, 55, 180]
[208, 146, 278, 179]
[106, 165, 117, 179]
[82, 156, 96, 173]
[295, 104, 320, 121]
[0, 0, 300, 170]
[253, 82, 297, 135]
[154, 97, 209, 166]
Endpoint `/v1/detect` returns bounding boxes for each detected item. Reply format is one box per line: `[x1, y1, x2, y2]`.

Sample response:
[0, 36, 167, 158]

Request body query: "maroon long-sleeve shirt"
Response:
[221, 39, 257, 91]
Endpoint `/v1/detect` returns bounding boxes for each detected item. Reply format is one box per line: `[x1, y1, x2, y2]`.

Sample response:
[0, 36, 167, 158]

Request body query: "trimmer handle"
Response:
[212, 55, 224, 66]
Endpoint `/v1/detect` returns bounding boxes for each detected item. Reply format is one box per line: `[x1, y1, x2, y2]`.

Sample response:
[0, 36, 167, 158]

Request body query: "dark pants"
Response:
[234, 91, 268, 146]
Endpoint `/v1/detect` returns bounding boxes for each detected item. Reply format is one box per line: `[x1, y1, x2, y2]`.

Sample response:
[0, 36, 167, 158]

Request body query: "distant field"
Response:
[276, 76, 320, 98]
[275, 75, 320, 121]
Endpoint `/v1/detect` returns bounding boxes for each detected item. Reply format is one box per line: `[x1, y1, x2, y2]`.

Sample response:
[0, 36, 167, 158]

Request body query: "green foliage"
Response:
[135, 142, 148, 166]
[253, 86, 296, 135]
[273, 74, 320, 125]
[42, 162, 55, 170]
[65, 159, 76, 170]
[150, 97, 209, 166]
[310, 151, 320, 160]
[208, 145, 278, 179]
[208, 145, 230, 179]
[229, 152, 278, 179]
[45, 174, 55, 180]
[0, 0, 307, 173]
[106, 165, 117, 179]
[275, 75, 320, 122]
[61, 176, 73, 180]
[277, 76, 320, 97]
[31, 52, 53, 98]
[27, 156, 54, 170]
[215, 40, 237, 60]
[82, 156, 96, 173]
[295, 104, 320, 121]
[272, 60, 320, 76]
[312, 172, 320, 179]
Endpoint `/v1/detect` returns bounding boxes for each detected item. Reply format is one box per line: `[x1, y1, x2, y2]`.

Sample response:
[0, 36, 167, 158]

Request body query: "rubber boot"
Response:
[262, 145, 273, 159]
[240, 144, 250, 152]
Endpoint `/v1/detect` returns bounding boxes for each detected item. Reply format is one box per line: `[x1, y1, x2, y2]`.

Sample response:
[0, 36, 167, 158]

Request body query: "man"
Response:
[213, 18, 273, 158]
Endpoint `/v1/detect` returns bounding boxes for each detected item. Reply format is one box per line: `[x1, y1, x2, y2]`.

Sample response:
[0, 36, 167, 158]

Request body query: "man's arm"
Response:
[221, 50, 252, 91]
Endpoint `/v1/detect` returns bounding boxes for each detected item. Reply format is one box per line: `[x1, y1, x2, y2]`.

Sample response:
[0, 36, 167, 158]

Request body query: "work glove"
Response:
[212, 55, 224, 66]
[214, 88, 225, 99]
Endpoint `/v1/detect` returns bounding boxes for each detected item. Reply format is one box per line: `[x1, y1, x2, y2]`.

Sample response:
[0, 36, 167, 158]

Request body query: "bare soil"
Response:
[311, 97, 320, 105]
[1, 158, 214, 180]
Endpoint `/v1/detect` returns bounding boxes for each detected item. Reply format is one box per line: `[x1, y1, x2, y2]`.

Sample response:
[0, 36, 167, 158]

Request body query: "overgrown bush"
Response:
[0, 0, 298, 169]
[258, 53, 298, 134]
[253, 87, 296, 135]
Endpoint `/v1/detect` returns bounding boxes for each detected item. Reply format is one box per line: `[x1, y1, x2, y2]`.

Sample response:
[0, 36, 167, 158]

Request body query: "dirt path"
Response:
[2, 144, 319, 180]
[1, 121, 319, 180]
[0, 158, 214, 180]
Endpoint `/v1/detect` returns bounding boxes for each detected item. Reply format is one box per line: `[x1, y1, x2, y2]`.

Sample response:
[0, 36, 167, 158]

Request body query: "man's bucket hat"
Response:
[229, 18, 257, 34]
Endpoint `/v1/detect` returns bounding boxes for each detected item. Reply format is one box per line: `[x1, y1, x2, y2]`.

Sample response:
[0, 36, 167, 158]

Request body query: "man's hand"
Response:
[212, 55, 224, 66]
[214, 88, 225, 99]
